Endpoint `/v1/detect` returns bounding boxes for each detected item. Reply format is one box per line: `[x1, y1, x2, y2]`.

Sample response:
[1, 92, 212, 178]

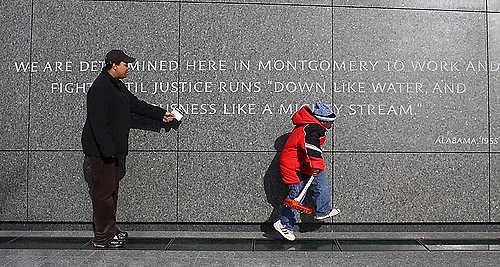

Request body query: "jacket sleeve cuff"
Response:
[310, 160, 325, 171]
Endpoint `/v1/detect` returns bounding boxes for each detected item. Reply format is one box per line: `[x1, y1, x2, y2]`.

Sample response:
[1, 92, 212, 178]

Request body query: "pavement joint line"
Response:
[334, 239, 342, 251]
[416, 239, 431, 252]
[165, 238, 175, 250]
[2, 231, 500, 240]
[1, 239, 499, 252]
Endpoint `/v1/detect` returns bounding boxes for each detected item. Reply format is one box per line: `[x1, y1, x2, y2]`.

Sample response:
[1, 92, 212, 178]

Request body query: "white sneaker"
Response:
[273, 220, 295, 241]
[314, 209, 340, 220]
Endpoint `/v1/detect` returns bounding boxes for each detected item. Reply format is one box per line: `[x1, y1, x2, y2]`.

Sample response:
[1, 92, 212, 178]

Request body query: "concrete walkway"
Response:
[1, 231, 499, 266]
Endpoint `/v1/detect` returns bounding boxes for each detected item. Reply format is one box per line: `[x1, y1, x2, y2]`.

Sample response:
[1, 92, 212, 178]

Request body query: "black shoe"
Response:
[93, 235, 125, 248]
[117, 231, 128, 241]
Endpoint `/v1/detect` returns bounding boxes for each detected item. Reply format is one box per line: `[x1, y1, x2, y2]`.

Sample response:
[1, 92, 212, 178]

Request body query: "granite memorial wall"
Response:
[0, 0, 499, 226]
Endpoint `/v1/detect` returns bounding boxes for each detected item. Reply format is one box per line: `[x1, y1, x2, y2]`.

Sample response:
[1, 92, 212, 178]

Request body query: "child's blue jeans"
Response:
[280, 171, 332, 231]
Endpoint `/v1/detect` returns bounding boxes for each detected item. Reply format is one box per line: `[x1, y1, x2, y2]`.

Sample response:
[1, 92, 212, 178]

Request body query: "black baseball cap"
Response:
[105, 50, 136, 65]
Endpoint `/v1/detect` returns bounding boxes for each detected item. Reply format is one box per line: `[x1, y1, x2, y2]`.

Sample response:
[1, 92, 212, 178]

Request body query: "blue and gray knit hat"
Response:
[313, 100, 336, 122]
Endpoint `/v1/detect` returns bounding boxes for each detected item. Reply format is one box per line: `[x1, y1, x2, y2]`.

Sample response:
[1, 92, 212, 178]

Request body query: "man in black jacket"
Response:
[81, 50, 174, 248]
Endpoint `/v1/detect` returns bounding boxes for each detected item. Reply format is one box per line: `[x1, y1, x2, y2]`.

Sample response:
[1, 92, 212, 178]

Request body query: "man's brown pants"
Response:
[87, 156, 119, 245]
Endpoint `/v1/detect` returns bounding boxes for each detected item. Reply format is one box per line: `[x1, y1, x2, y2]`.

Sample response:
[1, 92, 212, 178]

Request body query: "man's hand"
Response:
[312, 168, 320, 176]
[164, 112, 175, 122]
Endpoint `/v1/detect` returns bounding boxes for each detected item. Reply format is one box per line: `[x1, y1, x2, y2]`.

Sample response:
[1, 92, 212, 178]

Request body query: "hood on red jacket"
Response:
[292, 105, 326, 130]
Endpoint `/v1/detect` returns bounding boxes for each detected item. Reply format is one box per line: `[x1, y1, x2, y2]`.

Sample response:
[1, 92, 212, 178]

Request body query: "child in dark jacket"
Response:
[274, 100, 340, 241]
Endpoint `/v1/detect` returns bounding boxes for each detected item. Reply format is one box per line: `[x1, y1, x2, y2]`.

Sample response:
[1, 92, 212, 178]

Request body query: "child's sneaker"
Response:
[314, 208, 340, 220]
[273, 220, 295, 241]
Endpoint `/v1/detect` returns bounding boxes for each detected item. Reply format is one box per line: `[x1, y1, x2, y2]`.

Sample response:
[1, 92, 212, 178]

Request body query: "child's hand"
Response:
[312, 168, 320, 176]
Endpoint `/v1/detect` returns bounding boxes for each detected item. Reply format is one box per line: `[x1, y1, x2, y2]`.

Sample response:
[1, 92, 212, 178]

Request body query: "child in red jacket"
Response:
[274, 100, 340, 241]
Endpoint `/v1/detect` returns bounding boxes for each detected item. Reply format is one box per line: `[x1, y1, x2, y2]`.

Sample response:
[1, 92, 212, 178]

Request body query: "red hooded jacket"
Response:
[279, 106, 327, 184]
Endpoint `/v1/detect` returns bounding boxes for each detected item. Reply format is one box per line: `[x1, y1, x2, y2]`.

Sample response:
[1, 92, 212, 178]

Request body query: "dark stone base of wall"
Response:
[1, 222, 499, 233]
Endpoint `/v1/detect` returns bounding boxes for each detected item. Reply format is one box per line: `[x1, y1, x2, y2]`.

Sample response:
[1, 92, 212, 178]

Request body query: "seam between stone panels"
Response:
[333, 5, 487, 14]
[180, 1, 332, 8]
[169, 150, 493, 154]
[173, 150, 315, 153]
[5, 221, 495, 225]
[26, 0, 34, 222]
[331, 4, 335, 233]
[177, 1, 181, 223]
[89, 0, 491, 12]
[17, 149, 83, 152]
[17, 150, 491, 154]
[6, 149, 176, 152]
[331, 4, 334, 150]
[486, 4, 491, 222]
[0, 149, 36, 152]
[129, 150, 178, 152]
[331, 151, 490, 154]
[91, 0, 180, 3]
